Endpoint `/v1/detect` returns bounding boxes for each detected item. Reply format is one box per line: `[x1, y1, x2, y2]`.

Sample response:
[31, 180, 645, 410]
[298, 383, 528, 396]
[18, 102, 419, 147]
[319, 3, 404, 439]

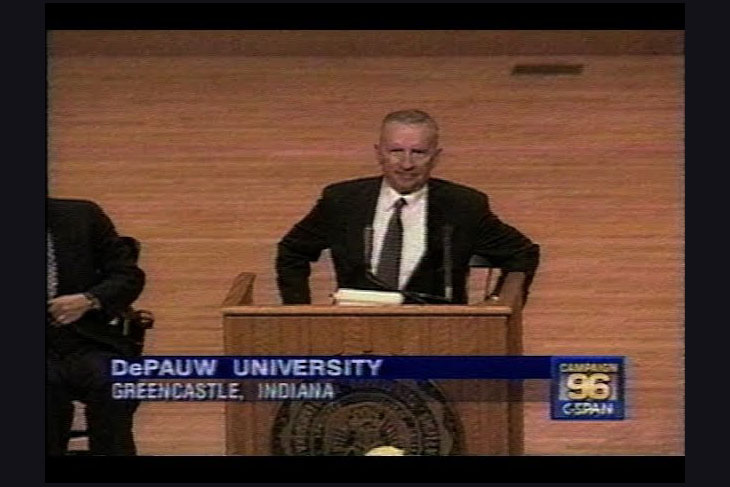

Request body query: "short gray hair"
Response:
[380, 109, 439, 145]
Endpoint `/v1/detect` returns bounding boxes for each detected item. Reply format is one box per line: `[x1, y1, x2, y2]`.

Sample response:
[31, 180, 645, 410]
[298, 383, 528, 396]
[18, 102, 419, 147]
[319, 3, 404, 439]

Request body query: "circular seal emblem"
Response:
[271, 380, 464, 455]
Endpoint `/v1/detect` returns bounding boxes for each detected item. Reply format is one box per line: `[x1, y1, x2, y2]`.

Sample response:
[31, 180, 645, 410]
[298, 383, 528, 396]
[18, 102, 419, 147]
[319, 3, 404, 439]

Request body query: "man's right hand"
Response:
[48, 293, 95, 325]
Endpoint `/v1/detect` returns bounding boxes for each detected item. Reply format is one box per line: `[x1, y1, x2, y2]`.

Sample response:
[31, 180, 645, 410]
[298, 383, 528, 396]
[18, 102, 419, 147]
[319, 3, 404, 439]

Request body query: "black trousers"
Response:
[46, 345, 138, 456]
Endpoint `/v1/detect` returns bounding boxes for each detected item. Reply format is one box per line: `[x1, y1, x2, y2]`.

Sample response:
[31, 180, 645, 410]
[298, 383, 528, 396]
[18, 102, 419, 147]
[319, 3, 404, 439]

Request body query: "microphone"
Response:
[361, 224, 452, 304]
[363, 224, 423, 301]
[363, 271, 432, 304]
[443, 225, 453, 302]
[404, 289, 452, 304]
[363, 263, 451, 305]
[364, 224, 373, 274]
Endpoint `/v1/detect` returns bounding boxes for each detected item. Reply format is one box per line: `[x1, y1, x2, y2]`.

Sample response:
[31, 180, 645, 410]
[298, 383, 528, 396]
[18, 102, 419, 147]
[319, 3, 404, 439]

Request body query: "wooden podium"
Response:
[221, 273, 525, 456]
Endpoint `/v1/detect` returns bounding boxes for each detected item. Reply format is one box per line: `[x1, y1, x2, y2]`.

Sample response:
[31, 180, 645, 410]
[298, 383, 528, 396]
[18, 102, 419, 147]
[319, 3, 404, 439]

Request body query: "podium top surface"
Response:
[221, 304, 513, 317]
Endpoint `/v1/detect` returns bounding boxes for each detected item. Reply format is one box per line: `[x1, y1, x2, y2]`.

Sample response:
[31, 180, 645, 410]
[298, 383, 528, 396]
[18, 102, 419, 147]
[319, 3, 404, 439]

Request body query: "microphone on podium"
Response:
[358, 225, 452, 305]
[443, 225, 453, 302]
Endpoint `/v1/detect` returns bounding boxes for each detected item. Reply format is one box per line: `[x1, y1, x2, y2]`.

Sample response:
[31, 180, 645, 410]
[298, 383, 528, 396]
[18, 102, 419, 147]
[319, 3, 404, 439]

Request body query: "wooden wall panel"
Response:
[48, 40, 684, 456]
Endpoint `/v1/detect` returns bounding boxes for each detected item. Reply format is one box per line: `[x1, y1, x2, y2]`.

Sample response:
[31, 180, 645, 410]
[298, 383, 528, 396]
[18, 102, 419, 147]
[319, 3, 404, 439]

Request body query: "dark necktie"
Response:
[376, 197, 407, 289]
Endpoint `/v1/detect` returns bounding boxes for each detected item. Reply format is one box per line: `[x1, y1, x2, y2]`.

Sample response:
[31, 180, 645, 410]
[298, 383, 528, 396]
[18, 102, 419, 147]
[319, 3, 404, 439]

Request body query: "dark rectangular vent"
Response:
[511, 64, 584, 75]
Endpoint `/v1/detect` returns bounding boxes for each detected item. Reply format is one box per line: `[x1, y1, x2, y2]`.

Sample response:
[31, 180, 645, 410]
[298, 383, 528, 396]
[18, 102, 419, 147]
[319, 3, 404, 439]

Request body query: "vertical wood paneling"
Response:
[252, 319, 278, 454]
[342, 317, 371, 355]
[224, 317, 253, 455]
[446, 319, 482, 453]
[309, 316, 342, 355]
[49, 48, 683, 455]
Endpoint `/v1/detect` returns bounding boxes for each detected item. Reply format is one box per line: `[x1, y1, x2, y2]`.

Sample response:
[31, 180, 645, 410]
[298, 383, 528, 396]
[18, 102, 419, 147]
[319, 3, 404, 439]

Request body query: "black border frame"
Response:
[26, 2, 692, 485]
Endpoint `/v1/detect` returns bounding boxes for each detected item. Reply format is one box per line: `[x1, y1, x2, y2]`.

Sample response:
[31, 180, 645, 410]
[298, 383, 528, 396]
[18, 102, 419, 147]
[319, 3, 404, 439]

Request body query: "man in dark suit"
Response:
[276, 109, 539, 305]
[47, 198, 145, 455]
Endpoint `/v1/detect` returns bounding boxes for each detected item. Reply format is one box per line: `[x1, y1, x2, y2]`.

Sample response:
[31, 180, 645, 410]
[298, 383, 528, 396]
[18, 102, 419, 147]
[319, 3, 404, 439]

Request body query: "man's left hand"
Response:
[48, 293, 94, 325]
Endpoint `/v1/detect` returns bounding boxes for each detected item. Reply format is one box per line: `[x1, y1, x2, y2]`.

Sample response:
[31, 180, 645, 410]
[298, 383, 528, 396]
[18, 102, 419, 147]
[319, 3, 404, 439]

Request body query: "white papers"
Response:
[332, 288, 404, 306]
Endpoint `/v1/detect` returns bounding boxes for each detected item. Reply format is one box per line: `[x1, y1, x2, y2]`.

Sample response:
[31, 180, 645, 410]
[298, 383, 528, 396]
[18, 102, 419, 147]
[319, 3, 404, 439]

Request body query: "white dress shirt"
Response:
[370, 182, 428, 289]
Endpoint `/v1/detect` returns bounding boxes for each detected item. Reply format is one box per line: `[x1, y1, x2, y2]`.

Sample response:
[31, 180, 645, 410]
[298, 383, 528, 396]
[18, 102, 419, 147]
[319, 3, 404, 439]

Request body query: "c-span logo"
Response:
[551, 356, 625, 420]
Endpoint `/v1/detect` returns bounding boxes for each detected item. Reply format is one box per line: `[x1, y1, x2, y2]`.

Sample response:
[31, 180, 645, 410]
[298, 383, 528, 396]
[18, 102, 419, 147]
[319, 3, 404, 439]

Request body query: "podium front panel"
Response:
[223, 306, 518, 455]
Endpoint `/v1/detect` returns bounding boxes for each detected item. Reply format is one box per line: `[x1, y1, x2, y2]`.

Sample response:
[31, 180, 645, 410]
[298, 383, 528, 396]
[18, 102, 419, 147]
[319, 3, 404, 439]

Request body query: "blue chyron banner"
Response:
[108, 355, 626, 420]
[109, 356, 555, 380]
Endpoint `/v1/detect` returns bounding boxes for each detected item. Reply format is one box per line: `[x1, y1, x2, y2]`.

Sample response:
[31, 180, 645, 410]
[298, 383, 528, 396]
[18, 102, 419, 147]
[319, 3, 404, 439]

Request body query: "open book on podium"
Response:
[221, 272, 526, 456]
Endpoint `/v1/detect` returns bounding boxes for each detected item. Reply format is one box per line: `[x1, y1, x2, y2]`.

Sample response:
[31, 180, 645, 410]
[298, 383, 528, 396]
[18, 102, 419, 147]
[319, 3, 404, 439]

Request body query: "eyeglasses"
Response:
[385, 149, 436, 164]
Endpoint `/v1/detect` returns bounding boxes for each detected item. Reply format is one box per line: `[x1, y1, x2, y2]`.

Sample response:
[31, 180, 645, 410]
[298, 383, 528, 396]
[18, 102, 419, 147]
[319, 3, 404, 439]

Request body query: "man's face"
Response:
[375, 122, 441, 194]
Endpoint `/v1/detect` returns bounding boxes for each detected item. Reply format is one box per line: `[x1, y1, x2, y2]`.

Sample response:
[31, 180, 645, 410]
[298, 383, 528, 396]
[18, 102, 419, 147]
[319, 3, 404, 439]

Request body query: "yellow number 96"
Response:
[566, 373, 612, 400]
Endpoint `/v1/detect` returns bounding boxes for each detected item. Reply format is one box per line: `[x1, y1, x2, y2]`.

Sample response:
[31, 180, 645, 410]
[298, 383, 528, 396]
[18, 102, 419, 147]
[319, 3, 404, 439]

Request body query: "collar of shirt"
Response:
[378, 181, 428, 211]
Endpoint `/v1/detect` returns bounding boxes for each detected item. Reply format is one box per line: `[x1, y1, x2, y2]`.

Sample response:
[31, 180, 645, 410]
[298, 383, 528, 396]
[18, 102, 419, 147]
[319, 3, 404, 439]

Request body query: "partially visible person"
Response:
[47, 198, 145, 455]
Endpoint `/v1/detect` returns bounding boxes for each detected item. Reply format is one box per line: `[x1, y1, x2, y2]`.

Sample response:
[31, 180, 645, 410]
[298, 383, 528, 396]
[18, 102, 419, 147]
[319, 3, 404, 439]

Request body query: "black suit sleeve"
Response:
[85, 203, 146, 315]
[276, 191, 332, 304]
[472, 193, 540, 303]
